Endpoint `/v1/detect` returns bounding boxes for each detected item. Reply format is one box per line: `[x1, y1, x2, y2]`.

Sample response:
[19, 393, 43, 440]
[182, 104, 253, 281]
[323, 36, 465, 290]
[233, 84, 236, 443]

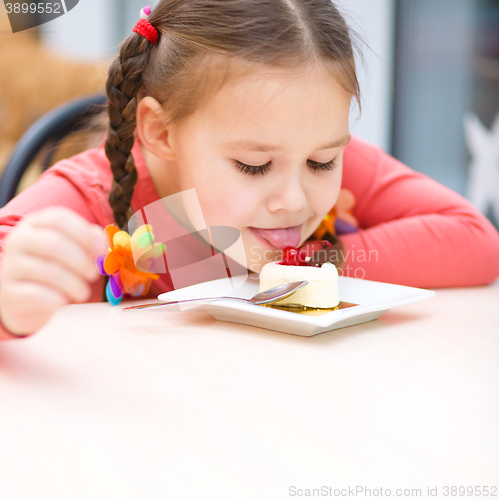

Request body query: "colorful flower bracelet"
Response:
[95, 224, 164, 305]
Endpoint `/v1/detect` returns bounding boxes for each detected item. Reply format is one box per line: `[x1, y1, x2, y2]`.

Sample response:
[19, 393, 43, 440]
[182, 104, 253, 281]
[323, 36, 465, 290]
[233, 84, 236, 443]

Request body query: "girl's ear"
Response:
[136, 96, 176, 160]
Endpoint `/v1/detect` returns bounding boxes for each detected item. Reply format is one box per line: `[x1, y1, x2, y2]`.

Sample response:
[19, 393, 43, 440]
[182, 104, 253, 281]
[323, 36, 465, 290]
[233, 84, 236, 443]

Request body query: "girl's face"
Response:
[143, 64, 352, 273]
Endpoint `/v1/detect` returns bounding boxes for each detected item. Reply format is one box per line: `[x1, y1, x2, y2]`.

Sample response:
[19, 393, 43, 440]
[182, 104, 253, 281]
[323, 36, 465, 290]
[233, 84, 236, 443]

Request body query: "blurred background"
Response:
[0, 0, 498, 227]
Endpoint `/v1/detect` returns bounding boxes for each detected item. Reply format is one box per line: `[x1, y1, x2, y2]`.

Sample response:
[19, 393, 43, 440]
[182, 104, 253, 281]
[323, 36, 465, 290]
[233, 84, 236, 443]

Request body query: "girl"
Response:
[0, 0, 498, 340]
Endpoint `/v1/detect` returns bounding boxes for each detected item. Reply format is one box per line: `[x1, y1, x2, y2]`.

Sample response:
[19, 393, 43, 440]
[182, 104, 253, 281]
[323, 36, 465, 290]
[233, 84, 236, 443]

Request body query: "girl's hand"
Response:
[0, 207, 108, 336]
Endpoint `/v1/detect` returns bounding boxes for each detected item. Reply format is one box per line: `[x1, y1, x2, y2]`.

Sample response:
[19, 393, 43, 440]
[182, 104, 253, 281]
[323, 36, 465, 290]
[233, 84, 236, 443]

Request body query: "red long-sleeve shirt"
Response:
[1, 135, 498, 340]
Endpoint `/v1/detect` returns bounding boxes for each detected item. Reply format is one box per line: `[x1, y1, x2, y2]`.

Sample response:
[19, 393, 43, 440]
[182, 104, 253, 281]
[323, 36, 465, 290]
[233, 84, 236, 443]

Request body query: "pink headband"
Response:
[133, 6, 159, 44]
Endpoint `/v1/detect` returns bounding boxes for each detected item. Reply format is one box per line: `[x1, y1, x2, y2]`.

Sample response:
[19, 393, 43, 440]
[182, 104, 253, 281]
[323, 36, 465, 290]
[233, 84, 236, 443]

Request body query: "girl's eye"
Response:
[233, 160, 271, 176]
[307, 158, 337, 171]
[232, 158, 337, 175]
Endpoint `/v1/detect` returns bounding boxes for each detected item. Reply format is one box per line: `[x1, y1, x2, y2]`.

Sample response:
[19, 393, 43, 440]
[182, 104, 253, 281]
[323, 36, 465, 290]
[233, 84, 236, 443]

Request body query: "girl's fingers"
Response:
[0, 208, 108, 336]
[9, 225, 102, 283]
[21, 207, 108, 257]
[11, 254, 93, 304]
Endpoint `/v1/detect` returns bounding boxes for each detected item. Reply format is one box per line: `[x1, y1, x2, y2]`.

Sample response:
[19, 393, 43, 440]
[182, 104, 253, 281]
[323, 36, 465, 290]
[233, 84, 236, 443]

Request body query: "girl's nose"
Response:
[266, 174, 308, 213]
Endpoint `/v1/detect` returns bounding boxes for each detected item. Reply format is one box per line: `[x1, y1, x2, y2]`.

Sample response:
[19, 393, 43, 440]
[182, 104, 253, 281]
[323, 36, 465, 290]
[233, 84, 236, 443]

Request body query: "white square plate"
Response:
[158, 275, 436, 337]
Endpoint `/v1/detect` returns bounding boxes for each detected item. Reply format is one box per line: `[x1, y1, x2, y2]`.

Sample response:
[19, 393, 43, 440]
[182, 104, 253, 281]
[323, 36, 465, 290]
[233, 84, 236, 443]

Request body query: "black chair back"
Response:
[0, 94, 108, 208]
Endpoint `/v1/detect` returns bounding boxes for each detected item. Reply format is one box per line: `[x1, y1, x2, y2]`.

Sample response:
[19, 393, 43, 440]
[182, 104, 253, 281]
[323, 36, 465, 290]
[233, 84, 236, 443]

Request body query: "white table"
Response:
[0, 281, 498, 500]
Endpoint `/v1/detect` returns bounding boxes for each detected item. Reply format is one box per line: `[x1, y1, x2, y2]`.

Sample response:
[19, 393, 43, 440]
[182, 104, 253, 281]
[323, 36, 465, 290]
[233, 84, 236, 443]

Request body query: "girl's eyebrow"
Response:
[221, 134, 351, 152]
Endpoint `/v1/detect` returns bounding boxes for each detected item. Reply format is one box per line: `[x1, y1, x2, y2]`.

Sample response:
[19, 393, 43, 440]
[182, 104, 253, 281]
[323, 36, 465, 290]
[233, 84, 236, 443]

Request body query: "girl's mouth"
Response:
[250, 225, 303, 250]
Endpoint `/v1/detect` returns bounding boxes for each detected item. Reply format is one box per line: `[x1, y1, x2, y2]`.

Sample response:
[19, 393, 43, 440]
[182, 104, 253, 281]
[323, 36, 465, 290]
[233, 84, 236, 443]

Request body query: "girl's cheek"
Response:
[315, 166, 343, 208]
[197, 181, 258, 227]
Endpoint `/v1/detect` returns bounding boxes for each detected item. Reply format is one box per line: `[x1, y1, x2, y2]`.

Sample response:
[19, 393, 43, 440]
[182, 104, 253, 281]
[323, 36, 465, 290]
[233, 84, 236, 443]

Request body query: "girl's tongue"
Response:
[252, 225, 302, 249]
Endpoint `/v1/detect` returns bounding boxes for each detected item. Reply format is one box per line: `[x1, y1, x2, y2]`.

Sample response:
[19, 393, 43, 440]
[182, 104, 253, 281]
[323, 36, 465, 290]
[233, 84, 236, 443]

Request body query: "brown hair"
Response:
[105, 0, 361, 230]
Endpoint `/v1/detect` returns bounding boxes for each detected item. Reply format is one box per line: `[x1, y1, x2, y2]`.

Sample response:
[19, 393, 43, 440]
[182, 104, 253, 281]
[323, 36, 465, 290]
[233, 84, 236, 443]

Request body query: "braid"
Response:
[105, 34, 155, 230]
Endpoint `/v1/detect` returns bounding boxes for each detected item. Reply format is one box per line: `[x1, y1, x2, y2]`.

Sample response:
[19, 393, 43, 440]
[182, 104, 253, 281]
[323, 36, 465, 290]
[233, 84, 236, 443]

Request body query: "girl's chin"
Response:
[248, 259, 273, 274]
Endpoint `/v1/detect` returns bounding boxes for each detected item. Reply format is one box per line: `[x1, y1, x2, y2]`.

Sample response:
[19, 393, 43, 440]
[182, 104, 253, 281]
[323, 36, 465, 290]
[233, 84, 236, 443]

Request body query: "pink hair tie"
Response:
[133, 6, 159, 44]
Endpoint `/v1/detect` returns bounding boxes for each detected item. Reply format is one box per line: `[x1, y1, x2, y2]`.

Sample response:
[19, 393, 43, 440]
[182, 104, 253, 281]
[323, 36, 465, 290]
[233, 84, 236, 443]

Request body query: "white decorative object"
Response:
[463, 111, 499, 224]
[140, 6, 151, 19]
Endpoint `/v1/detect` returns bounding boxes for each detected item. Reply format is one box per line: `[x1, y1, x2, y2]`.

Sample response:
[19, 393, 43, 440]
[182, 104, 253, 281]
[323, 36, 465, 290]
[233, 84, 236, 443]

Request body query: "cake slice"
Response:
[259, 260, 339, 309]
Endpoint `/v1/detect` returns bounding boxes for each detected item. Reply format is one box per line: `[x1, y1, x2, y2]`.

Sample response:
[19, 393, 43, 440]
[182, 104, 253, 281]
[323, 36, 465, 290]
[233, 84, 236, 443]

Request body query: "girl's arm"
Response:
[339, 136, 499, 287]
